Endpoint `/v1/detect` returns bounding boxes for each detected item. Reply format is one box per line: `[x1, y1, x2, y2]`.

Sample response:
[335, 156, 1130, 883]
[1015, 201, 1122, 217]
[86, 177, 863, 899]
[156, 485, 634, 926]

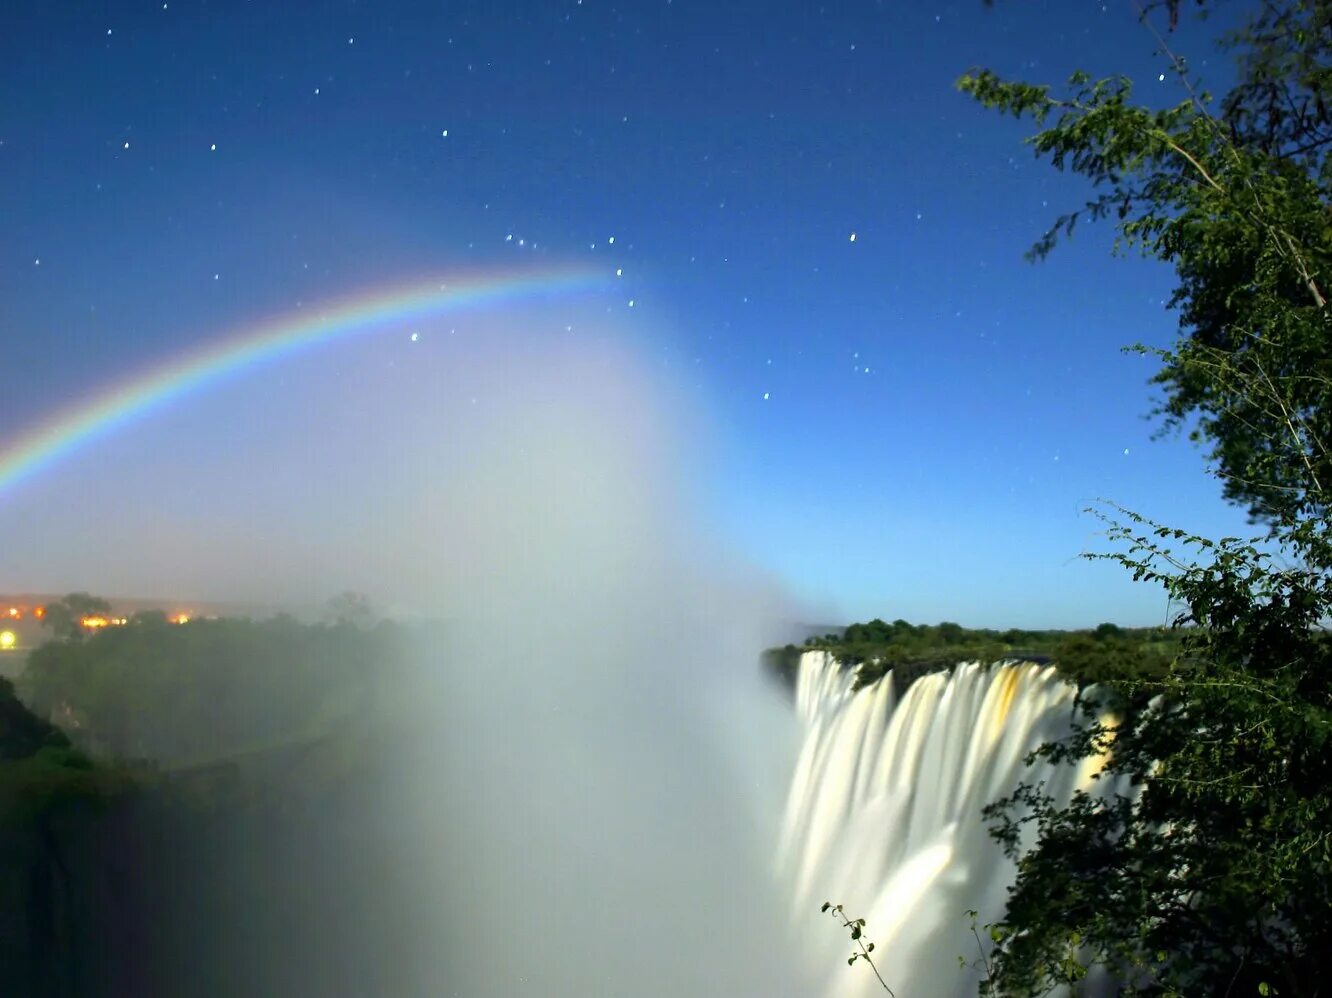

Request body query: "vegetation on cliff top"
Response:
[956, 1, 1332, 993]
[765, 618, 1179, 694]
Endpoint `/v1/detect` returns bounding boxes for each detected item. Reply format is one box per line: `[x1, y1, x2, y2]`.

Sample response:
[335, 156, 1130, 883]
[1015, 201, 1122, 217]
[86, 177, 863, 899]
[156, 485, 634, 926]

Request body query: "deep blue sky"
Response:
[1, 0, 1256, 627]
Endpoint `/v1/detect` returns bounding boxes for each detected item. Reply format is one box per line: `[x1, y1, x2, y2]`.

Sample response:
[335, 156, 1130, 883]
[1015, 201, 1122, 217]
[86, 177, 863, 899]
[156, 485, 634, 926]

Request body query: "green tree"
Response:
[38, 593, 111, 642]
[964, 0, 1332, 542]
[325, 591, 376, 629]
[937, 621, 965, 644]
[959, 2, 1332, 995]
[20, 615, 397, 764]
[1092, 622, 1123, 641]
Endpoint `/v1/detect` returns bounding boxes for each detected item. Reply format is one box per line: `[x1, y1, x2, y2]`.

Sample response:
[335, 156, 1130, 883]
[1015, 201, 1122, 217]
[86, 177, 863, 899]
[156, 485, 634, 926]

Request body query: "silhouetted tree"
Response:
[38, 594, 111, 643]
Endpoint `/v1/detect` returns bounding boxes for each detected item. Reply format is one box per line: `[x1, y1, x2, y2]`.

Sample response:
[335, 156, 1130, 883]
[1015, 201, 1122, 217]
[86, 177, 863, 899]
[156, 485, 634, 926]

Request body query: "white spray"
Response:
[780, 651, 1116, 998]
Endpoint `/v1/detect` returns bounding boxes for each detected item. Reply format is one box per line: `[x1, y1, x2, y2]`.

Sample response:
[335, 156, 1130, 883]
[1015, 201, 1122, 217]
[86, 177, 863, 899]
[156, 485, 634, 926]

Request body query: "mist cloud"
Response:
[5, 303, 818, 995]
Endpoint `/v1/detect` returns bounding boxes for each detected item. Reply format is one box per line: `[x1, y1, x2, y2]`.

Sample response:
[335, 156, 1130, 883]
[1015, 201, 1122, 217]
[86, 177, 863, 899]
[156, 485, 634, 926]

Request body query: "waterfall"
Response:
[780, 651, 1115, 998]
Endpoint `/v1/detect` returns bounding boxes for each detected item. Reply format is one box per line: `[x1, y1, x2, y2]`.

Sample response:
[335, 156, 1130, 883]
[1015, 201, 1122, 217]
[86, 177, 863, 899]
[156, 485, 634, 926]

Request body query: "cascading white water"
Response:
[781, 651, 1115, 998]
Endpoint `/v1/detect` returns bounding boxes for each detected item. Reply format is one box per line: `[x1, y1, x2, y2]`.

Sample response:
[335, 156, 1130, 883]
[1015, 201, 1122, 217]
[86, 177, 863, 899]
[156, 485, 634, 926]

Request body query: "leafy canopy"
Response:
[962, 0, 1332, 540]
[958, 2, 1332, 996]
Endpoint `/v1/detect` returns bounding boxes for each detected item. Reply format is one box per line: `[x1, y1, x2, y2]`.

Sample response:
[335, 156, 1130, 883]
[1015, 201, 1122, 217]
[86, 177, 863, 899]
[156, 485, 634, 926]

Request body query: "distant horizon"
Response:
[0, 593, 1172, 636]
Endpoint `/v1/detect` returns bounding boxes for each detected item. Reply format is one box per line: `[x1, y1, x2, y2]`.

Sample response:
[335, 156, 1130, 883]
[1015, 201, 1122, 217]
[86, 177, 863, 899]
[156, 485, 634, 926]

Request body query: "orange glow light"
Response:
[171, 614, 192, 625]
[81, 615, 110, 629]
[6, 607, 20, 619]
[33, 606, 46, 620]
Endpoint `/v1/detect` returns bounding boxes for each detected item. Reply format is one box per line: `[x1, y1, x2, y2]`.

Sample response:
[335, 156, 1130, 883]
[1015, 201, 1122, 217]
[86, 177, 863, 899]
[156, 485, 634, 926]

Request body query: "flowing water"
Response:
[780, 650, 1115, 998]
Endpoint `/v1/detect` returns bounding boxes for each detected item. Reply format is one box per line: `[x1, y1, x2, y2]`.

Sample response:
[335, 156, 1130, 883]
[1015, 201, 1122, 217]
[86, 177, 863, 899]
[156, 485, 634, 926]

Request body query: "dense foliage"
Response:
[965, 1, 1332, 537]
[37, 593, 111, 643]
[19, 613, 400, 766]
[957, 2, 1332, 995]
[765, 619, 1178, 693]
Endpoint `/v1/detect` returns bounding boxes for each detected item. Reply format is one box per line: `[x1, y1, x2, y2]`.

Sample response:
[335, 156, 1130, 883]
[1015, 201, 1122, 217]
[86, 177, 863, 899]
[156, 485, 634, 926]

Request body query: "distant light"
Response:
[171, 613, 192, 625]
[33, 606, 45, 620]
[81, 615, 110, 629]
[7, 607, 20, 619]
[0, 631, 15, 651]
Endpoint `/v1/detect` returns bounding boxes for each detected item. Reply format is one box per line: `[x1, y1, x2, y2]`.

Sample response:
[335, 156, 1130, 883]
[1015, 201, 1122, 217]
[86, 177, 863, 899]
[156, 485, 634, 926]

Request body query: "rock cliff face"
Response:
[0, 677, 156, 995]
[0, 676, 66, 760]
[1, 678, 415, 998]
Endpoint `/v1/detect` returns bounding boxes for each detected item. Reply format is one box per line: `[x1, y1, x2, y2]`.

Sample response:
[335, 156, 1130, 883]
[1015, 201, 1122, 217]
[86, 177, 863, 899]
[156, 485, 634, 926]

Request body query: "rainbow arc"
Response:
[0, 267, 604, 497]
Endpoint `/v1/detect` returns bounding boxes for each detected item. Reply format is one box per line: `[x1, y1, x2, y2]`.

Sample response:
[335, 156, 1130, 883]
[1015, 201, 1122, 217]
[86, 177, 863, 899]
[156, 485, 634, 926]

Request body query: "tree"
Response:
[38, 593, 111, 642]
[324, 591, 376, 630]
[1092, 622, 1124, 641]
[965, 0, 1332, 543]
[959, 2, 1332, 995]
[20, 615, 398, 764]
[937, 621, 965, 644]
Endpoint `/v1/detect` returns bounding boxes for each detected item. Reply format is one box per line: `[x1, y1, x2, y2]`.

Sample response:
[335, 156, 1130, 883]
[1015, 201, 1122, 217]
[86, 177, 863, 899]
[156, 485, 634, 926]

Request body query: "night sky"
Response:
[1, 1, 1254, 626]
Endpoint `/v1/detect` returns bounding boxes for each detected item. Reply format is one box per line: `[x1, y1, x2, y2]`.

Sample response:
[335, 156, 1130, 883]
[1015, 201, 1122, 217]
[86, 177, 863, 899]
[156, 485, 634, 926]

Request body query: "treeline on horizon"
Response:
[765, 617, 1182, 692]
[19, 610, 401, 766]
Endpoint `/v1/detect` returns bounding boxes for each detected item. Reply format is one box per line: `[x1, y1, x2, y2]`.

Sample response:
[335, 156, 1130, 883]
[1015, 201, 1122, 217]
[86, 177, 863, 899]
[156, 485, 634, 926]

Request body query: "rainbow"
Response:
[0, 266, 606, 497]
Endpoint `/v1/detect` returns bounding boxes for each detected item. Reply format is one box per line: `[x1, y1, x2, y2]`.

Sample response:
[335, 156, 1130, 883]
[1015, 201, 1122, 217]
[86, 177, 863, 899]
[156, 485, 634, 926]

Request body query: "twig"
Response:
[823, 902, 895, 996]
